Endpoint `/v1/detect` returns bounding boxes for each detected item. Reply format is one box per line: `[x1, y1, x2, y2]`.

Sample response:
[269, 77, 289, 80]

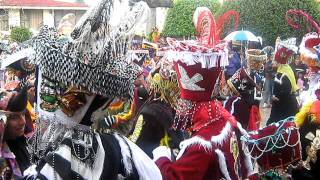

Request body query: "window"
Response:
[0, 9, 9, 31]
[20, 9, 43, 31]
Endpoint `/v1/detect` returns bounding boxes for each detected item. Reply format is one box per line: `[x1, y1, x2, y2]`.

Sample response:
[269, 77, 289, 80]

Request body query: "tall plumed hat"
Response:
[166, 38, 228, 102]
[274, 38, 298, 64]
[165, 38, 229, 131]
[193, 7, 216, 47]
[30, 0, 149, 125]
[286, 9, 320, 68]
[246, 49, 267, 70]
[299, 32, 320, 68]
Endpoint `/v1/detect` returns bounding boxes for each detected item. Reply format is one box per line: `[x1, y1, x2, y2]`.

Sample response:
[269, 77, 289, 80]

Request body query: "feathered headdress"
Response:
[286, 9, 320, 68]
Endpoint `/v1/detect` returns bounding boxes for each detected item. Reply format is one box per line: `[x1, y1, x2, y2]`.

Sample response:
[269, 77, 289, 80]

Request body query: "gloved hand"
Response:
[91, 111, 117, 132]
[104, 115, 117, 127]
[152, 146, 172, 162]
[23, 164, 38, 178]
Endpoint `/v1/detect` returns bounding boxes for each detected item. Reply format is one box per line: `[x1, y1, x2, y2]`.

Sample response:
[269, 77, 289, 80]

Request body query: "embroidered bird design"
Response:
[178, 64, 205, 91]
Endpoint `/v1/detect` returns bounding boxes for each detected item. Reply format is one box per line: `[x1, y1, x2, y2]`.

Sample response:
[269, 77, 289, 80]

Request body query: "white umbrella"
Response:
[224, 30, 259, 42]
[1, 47, 34, 70]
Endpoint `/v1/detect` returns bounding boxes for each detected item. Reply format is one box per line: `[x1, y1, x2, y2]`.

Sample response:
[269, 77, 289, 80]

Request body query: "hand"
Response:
[152, 146, 172, 161]
[104, 115, 117, 127]
[23, 164, 38, 177]
[272, 96, 279, 101]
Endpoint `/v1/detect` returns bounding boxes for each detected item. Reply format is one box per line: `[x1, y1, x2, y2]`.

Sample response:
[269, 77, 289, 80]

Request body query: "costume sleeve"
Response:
[155, 145, 214, 180]
[274, 75, 292, 99]
[295, 102, 312, 128]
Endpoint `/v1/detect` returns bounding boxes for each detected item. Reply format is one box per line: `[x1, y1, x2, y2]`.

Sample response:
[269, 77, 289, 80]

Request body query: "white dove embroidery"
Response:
[178, 64, 205, 91]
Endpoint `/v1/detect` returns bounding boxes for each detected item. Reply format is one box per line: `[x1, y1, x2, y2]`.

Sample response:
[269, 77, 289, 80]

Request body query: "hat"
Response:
[166, 37, 228, 102]
[226, 68, 256, 96]
[299, 32, 320, 68]
[1, 47, 34, 72]
[262, 46, 275, 58]
[0, 86, 27, 113]
[166, 38, 229, 131]
[174, 62, 222, 102]
[246, 49, 267, 70]
[274, 38, 297, 64]
[30, 1, 149, 125]
[193, 7, 216, 47]
[274, 47, 294, 64]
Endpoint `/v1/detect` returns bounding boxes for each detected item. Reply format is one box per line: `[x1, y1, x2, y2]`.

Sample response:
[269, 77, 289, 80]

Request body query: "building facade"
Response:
[0, 0, 88, 32]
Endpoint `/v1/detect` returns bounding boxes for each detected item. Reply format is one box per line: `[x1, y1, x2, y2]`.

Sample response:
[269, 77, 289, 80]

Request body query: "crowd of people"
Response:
[0, 1, 320, 180]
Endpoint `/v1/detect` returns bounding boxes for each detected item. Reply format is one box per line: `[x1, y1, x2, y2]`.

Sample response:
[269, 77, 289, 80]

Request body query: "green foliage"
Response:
[10, 27, 32, 43]
[162, 0, 220, 37]
[217, 0, 320, 46]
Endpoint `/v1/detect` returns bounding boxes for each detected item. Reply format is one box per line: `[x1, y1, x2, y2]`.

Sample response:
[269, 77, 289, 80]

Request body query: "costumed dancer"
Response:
[267, 38, 299, 125]
[128, 53, 185, 158]
[129, 99, 176, 158]
[285, 9, 320, 106]
[152, 39, 254, 180]
[23, 1, 162, 179]
[152, 7, 254, 180]
[224, 49, 266, 131]
[292, 32, 320, 179]
[299, 33, 320, 105]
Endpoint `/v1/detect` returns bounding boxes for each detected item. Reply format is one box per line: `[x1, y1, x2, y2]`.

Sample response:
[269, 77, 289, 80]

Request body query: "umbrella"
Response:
[1, 47, 34, 70]
[224, 30, 259, 42]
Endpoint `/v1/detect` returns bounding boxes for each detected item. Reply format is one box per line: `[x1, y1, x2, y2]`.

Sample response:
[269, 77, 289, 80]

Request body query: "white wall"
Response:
[156, 7, 168, 32]
[8, 9, 20, 28]
[43, 9, 55, 27]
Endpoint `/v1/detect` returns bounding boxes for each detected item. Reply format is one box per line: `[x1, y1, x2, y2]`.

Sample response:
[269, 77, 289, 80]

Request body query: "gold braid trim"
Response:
[128, 115, 144, 143]
[160, 132, 170, 147]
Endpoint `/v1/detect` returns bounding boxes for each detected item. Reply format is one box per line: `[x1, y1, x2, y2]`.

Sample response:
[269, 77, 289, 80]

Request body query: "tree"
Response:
[10, 27, 32, 43]
[217, 0, 320, 46]
[162, 0, 220, 37]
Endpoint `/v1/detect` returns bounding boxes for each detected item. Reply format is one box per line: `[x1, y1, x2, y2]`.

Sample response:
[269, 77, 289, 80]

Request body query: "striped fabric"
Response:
[24, 132, 162, 180]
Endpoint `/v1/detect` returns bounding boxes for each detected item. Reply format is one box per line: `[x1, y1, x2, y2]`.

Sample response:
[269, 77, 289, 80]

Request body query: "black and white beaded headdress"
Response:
[26, 0, 151, 167]
[31, 0, 148, 100]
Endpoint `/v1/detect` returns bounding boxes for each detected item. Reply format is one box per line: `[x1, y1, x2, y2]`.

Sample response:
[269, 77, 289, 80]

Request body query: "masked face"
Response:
[4, 112, 26, 140]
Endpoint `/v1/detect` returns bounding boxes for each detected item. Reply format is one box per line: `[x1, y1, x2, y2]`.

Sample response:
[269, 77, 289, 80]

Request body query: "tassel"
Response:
[160, 132, 170, 147]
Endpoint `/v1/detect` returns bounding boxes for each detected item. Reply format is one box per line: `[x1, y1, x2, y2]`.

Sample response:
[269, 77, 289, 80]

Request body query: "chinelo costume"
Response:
[267, 38, 300, 125]
[224, 49, 266, 131]
[22, 1, 162, 179]
[290, 10, 320, 178]
[298, 32, 320, 106]
[152, 7, 254, 180]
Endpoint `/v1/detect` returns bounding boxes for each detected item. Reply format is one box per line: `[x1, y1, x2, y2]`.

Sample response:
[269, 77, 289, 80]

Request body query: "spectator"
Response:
[297, 72, 306, 93]
[262, 46, 275, 108]
[0, 87, 31, 179]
